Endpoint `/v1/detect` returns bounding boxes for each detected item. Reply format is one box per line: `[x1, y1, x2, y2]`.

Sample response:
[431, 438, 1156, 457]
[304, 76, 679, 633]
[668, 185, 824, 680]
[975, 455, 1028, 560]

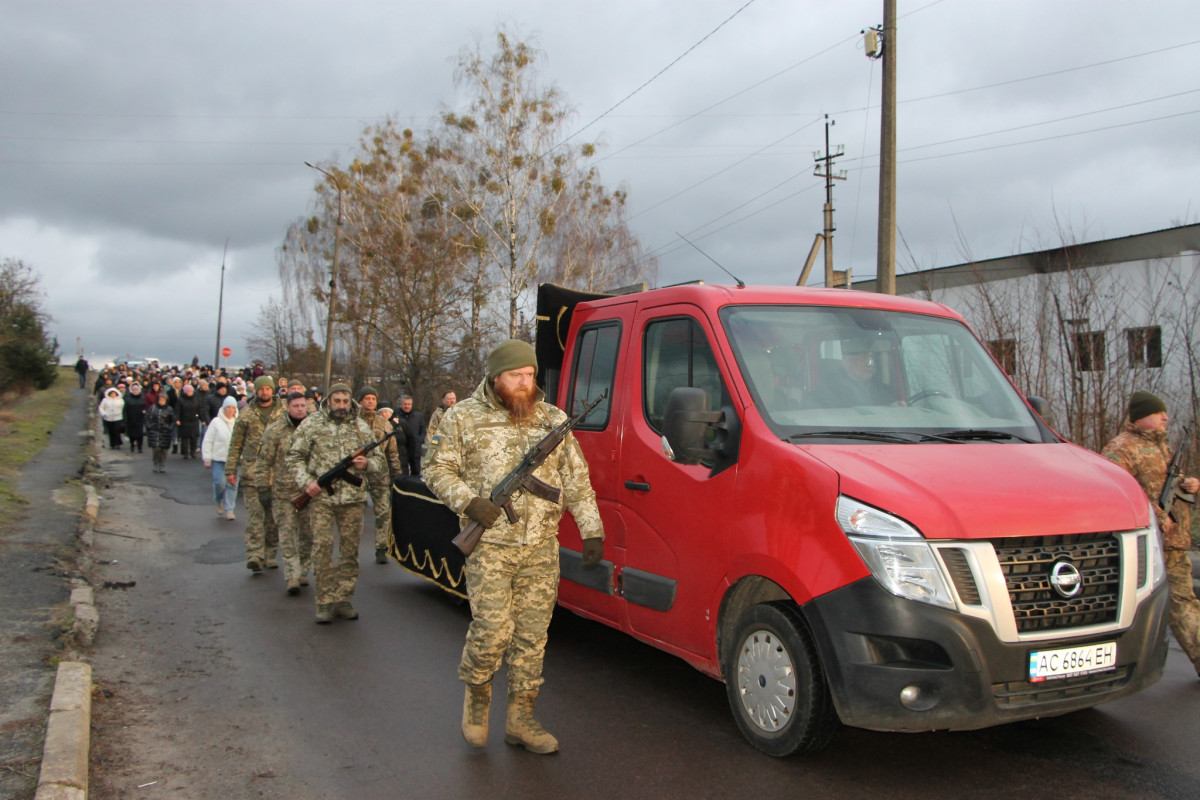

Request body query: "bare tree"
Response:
[438, 30, 590, 338]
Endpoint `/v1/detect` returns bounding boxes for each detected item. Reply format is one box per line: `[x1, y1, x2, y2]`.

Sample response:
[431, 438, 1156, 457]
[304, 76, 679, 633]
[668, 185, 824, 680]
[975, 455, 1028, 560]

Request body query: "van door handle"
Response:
[624, 480, 651, 492]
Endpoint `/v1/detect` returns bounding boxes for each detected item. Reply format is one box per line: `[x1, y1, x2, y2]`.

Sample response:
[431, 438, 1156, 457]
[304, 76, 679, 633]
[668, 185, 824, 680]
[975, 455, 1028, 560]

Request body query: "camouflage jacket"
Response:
[424, 378, 603, 547]
[285, 400, 385, 506]
[360, 408, 404, 480]
[251, 414, 306, 495]
[426, 406, 447, 444]
[1102, 421, 1191, 550]
[224, 399, 283, 485]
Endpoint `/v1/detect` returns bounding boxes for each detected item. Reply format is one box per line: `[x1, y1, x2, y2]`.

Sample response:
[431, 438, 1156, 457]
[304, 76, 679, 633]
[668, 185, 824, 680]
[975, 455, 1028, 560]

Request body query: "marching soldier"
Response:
[225, 375, 283, 573]
[424, 340, 604, 754]
[286, 383, 385, 624]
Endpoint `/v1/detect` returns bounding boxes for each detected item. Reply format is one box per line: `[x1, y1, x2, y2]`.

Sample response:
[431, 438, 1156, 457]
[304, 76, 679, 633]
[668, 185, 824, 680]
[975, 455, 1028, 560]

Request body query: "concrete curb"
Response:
[34, 661, 91, 800]
[35, 416, 101, 800]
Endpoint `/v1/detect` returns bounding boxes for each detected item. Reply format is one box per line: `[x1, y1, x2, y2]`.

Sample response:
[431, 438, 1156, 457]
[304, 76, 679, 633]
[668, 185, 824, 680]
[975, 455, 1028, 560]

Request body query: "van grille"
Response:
[994, 534, 1121, 633]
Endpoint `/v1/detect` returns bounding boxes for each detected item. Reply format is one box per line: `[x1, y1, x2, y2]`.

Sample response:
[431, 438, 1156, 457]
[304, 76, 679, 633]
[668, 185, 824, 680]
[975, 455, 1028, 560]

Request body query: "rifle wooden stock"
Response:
[451, 519, 486, 556]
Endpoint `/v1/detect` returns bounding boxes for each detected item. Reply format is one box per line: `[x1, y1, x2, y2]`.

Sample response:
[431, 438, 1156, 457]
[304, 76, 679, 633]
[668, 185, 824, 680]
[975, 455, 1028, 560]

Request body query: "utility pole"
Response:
[874, 0, 898, 294]
[305, 161, 344, 392]
[214, 238, 228, 372]
[799, 115, 847, 288]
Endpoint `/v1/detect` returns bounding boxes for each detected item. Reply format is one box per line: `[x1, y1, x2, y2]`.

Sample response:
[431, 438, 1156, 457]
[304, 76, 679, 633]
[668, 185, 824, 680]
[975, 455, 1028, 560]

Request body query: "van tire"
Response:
[723, 601, 840, 756]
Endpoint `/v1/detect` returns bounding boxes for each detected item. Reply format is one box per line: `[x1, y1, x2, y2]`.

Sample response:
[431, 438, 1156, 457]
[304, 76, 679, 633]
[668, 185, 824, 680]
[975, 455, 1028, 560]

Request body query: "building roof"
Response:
[854, 223, 1200, 294]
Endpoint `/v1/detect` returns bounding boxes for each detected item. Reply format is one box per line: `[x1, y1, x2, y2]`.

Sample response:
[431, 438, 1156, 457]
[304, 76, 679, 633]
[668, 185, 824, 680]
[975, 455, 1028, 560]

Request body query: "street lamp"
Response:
[304, 161, 344, 391]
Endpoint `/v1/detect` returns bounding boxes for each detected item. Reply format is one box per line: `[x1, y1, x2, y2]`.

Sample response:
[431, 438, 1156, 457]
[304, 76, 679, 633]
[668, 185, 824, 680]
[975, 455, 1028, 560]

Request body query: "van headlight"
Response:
[837, 496, 957, 610]
[1146, 501, 1167, 589]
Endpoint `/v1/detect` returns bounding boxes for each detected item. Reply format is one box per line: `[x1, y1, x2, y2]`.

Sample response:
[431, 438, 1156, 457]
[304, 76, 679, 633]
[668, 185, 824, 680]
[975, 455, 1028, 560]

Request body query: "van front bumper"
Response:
[803, 576, 1170, 732]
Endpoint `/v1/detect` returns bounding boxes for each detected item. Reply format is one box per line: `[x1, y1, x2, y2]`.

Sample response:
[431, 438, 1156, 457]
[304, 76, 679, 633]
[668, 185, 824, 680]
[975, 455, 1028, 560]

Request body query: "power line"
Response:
[644, 104, 1199, 260]
[551, 0, 758, 153]
[628, 115, 823, 221]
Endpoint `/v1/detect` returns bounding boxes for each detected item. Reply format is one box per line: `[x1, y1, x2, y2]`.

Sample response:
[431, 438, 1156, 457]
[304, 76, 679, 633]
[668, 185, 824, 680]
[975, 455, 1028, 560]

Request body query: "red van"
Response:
[394, 282, 1169, 756]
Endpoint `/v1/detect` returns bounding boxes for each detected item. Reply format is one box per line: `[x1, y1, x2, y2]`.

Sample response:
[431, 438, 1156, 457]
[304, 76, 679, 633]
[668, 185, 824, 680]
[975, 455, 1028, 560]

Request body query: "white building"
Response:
[855, 223, 1200, 450]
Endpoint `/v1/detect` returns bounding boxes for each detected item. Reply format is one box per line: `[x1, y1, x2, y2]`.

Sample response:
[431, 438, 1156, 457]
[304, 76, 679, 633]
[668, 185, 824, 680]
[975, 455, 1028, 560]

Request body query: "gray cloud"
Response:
[2, 0, 1197, 365]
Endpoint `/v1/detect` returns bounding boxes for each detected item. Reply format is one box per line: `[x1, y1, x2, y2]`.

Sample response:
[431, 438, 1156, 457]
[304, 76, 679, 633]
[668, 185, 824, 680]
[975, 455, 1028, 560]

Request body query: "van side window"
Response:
[567, 322, 620, 429]
[643, 317, 730, 432]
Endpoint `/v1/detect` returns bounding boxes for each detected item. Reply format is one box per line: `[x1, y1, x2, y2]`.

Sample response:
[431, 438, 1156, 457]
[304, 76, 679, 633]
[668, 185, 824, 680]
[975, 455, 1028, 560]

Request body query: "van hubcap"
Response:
[735, 630, 796, 732]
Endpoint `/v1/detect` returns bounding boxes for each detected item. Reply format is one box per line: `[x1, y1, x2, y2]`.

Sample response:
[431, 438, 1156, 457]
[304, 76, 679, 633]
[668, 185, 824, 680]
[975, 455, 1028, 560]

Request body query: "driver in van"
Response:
[819, 335, 895, 406]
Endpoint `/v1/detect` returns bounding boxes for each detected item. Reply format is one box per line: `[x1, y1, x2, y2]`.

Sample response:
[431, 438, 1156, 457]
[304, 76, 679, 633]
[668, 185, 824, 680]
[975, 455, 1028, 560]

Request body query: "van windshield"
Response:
[721, 305, 1048, 443]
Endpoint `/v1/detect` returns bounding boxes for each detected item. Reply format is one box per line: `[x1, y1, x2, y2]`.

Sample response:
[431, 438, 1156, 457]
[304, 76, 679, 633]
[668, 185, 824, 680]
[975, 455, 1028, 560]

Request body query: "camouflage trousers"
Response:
[1165, 549, 1200, 675]
[459, 536, 559, 693]
[369, 480, 393, 551]
[241, 485, 278, 562]
[310, 498, 365, 606]
[272, 498, 314, 585]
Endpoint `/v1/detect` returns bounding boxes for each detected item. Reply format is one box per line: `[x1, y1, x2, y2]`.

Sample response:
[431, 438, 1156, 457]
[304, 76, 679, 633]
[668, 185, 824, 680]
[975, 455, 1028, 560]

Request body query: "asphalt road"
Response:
[87, 435, 1200, 800]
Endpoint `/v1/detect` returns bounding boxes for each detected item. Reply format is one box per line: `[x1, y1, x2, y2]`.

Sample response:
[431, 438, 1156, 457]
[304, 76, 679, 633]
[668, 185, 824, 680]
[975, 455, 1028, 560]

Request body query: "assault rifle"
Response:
[291, 422, 402, 511]
[452, 391, 608, 556]
[1159, 422, 1196, 524]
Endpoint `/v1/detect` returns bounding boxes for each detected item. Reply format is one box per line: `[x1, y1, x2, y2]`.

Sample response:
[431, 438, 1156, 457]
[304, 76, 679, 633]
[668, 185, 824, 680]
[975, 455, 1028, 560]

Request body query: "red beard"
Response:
[496, 382, 538, 425]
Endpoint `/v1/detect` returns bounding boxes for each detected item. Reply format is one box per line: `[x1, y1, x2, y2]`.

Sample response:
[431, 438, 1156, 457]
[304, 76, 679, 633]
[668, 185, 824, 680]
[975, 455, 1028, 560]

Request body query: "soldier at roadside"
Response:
[226, 376, 284, 574]
[286, 383, 385, 624]
[1102, 390, 1200, 678]
[253, 391, 314, 595]
[357, 386, 407, 564]
[425, 390, 457, 446]
[424, 339, 605, 754]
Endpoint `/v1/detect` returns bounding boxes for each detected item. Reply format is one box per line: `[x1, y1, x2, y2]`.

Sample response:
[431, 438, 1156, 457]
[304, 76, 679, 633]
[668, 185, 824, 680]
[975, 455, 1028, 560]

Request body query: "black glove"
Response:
[581, 538, 604, 569]
[464, 496, 502, 529]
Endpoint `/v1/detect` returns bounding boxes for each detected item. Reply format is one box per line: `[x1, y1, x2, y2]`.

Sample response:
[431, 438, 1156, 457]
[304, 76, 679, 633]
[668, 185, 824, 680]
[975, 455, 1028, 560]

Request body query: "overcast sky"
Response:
[4, 0, 1198, 367]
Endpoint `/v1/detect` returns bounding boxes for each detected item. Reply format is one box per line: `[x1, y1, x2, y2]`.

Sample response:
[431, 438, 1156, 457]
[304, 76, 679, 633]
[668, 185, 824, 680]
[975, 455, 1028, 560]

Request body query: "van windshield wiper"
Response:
[937, 429, 1034, 443]
[788, 430, 919, 444]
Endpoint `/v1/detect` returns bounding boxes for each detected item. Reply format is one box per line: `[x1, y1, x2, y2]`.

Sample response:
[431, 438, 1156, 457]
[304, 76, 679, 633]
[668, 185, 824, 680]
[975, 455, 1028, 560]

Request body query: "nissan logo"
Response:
[1050, 560, 1083, 598]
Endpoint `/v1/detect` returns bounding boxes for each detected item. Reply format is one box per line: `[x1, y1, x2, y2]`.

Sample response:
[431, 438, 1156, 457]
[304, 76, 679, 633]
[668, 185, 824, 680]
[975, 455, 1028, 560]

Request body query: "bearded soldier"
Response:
[424, 339, 604, 754]
[286, 383, 386, 624]
[1102, 390, 1200, 677]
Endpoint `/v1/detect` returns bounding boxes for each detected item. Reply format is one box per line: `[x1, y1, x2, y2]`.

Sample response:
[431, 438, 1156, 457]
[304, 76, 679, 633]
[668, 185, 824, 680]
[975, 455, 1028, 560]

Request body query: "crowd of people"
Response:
[86, 358, 442, 609]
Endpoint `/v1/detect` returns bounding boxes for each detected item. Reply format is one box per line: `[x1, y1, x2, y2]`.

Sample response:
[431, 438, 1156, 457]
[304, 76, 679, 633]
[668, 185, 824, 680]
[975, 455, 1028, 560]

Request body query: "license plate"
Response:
[1028, 642, 1117, 682]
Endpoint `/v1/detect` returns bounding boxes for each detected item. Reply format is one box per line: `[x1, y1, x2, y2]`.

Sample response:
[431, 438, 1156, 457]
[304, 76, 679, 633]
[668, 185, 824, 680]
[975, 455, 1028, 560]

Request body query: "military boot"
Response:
[461, 681, 491, 747]
[314, 604, 333, 624]
[333, 601, 358, 620]
[504, 690, 558, 754]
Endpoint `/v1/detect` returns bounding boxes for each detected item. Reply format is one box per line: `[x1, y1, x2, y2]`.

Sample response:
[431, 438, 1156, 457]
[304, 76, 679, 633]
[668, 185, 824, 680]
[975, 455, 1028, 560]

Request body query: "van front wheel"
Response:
[723, 602, 840, 756]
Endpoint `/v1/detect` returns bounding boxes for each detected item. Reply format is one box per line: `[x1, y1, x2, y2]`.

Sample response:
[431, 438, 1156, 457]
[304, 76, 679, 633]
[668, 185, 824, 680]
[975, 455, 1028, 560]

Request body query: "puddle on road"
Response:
[193, 537, 243, 565]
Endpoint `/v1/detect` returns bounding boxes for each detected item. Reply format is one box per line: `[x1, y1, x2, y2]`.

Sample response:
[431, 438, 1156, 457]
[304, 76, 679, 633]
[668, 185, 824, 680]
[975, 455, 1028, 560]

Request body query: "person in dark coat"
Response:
[123, 383, 147, 453]
[206, 381, 229, 422]
[145, 393, 176, 473]
[175, 383, 203, 459]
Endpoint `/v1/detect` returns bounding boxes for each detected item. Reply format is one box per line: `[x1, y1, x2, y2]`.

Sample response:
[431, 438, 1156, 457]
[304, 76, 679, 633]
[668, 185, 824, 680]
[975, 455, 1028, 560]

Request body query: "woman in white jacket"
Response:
[202, 396, 240, 519]
[98, 388, 125, 449]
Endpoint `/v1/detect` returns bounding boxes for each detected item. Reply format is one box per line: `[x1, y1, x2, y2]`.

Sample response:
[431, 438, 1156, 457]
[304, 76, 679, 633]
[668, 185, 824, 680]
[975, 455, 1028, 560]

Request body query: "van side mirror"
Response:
[662, 387, 741, 475]
[1026, 395, 1055, 429]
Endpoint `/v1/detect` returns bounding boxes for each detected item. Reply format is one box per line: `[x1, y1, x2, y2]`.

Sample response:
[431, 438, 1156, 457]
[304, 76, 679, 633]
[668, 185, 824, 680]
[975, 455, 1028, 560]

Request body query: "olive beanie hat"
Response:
[328, 382, 353, 397]
[487, 339, 537, 380]
[1128, 390, 1167, 422]
[358, 385, 379, 401]
[253, 376, 275, 392]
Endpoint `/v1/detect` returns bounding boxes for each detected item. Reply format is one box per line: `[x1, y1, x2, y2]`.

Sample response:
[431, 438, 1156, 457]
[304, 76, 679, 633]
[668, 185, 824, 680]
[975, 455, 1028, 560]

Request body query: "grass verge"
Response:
[0, 368, 78, 528]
